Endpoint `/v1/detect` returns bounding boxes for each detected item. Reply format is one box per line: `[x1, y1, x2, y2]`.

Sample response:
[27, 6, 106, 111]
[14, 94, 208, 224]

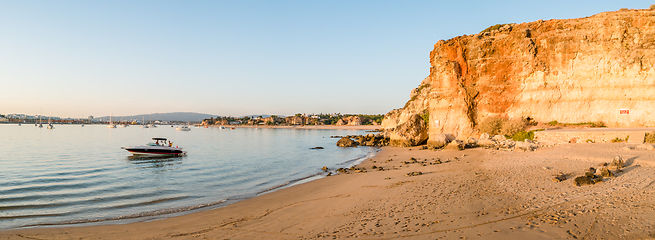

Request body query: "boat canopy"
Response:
[152, 138, 167, 141]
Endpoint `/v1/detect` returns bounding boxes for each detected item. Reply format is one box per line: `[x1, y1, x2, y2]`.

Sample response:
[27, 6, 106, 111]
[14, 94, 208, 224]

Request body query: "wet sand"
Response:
[2, 143, 655, 239]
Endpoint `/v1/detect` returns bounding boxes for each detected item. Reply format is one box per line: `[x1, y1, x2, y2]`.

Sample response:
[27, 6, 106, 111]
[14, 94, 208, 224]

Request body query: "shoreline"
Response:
[211, 124, 381, 130]
[2, 143, 655, 239]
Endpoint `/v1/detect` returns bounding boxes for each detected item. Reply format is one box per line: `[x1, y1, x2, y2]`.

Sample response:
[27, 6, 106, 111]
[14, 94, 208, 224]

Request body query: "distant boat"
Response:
[176, 125, 191, 131]
[147, 113, 157, 128]
[38, 110, 43, 128]
[107, 112, 116, 128]
[47, 112, 54, 129]
[219, 126, 226, 129]
[119, 116, 128, 127]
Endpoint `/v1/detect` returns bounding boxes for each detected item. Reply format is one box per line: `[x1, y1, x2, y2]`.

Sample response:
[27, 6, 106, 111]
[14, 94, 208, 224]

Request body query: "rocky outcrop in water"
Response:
[383, 8, 655, 147]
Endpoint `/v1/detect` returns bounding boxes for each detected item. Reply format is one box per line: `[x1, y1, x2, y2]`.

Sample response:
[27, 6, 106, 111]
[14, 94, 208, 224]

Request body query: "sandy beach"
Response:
[2, 143, 655, 239]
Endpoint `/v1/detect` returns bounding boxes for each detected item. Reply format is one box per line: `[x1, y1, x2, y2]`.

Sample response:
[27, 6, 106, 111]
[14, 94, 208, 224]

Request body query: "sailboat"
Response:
[140, 116, 149, 128]
[38, 110, 43, 128]
[47, 111, 54, 129]
[118, 116, 128, 127]
[107, 112, 116, 128]
[147, 113, 157, 128]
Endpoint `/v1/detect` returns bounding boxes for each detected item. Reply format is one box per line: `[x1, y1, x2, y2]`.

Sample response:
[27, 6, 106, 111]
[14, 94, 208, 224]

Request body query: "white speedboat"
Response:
[176, 125, 191, 131]
[122, 138, 185, 156]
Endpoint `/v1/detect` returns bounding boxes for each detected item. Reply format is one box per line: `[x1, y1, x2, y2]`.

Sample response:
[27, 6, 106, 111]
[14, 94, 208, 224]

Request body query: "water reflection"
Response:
[126, 155, 184, 172]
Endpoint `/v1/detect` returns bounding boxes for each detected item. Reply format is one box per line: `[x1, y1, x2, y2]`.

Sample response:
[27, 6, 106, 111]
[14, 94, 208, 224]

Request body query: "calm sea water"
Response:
[0, 124, 377, 230]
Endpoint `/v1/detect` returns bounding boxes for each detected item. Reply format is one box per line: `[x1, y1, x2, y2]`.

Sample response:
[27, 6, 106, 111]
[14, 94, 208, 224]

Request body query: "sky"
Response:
[0, 0, 652, 118]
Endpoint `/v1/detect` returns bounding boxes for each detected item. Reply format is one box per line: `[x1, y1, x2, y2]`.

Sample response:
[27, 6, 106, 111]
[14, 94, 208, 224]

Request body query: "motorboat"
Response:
[122, 138, 185, 156]
[176, 125, 191, 131]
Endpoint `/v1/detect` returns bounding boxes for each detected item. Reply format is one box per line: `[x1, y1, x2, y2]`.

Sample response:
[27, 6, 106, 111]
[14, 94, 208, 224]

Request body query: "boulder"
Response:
[443, 140, 465, 151]
[574, 176, 594, 186]
[596, 167, 615, 178]
[515, 141, 536, 152]
[609, 156, 625, 170]
[427, 133, 449, 149]
[336, 137, 358, 147]
[480, 133, 491, 141]
[492, 135, 506, 142]
[477, 139, 496, 147]
[552, 172, 567, 182]
[388, 114, 428, 147]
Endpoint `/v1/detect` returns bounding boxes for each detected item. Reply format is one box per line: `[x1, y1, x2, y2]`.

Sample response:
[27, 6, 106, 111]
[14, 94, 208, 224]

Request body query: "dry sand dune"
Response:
[2, 143, 655, 239]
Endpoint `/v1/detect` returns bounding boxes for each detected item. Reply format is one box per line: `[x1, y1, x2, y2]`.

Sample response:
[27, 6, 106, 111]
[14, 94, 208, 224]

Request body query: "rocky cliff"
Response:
[383, 8, 655, 147]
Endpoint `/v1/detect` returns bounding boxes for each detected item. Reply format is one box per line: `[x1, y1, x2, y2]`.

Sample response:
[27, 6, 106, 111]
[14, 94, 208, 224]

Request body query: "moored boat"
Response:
[122, 138, 185, 156]
[176, 125, 191, 131]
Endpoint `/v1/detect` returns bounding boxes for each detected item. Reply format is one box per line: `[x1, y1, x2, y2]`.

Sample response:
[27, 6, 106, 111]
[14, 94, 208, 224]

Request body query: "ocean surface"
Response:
[0, 124, 377, 230]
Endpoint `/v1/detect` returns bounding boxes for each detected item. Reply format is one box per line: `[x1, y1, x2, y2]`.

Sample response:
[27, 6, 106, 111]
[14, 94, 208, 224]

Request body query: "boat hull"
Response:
[123, 146, 185, 156]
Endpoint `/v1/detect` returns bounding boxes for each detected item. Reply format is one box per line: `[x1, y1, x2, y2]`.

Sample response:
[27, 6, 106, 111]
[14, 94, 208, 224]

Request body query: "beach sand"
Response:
[2, 143, 655, 239]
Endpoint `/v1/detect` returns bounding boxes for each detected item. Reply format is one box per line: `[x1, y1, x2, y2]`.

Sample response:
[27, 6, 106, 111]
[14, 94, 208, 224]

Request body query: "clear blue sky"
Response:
[0, 1, 651, 118]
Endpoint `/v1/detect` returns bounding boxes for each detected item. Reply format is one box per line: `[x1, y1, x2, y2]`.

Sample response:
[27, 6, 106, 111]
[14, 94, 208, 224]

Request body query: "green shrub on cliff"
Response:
[645, 132, 655, 143]
[479, 117, 505, 135]
[420, 110, 429, 126]
[500, 119, 527, 137]
[511, 130, 535, 141]
[480, 24, 504, 33]
[479, 117, 527, 137]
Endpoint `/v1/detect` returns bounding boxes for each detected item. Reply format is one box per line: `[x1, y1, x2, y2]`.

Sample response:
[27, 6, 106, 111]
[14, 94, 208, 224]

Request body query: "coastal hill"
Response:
[383, 7, 655, 147]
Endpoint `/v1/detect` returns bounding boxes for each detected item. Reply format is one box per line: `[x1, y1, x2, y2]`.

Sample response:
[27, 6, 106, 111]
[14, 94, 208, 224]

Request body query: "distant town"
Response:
[201, 113, 383, 126]
[0, 113, 384, 126]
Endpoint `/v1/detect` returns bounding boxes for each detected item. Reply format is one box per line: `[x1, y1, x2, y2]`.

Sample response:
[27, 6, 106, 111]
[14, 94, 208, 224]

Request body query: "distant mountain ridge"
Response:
[97, 112, 222, 122]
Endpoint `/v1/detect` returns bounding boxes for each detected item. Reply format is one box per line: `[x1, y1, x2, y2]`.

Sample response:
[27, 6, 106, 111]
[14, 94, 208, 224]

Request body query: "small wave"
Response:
[256, 172, 323, 195]
[0, 212, 67, 220]
[20, 199, 228, 228]
[256, 148, 381, 195]
[0, 202, 69, 211]
[98, 196, 189, 210]
[338, 148, 381, 167]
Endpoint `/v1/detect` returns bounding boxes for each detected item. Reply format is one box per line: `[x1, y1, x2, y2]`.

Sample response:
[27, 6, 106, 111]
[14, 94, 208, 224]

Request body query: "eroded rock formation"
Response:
[383, 8, 655, 147]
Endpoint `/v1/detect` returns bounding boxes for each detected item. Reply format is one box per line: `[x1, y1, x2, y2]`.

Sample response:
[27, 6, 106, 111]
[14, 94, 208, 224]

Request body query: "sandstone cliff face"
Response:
[384, 9, 655, 147]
